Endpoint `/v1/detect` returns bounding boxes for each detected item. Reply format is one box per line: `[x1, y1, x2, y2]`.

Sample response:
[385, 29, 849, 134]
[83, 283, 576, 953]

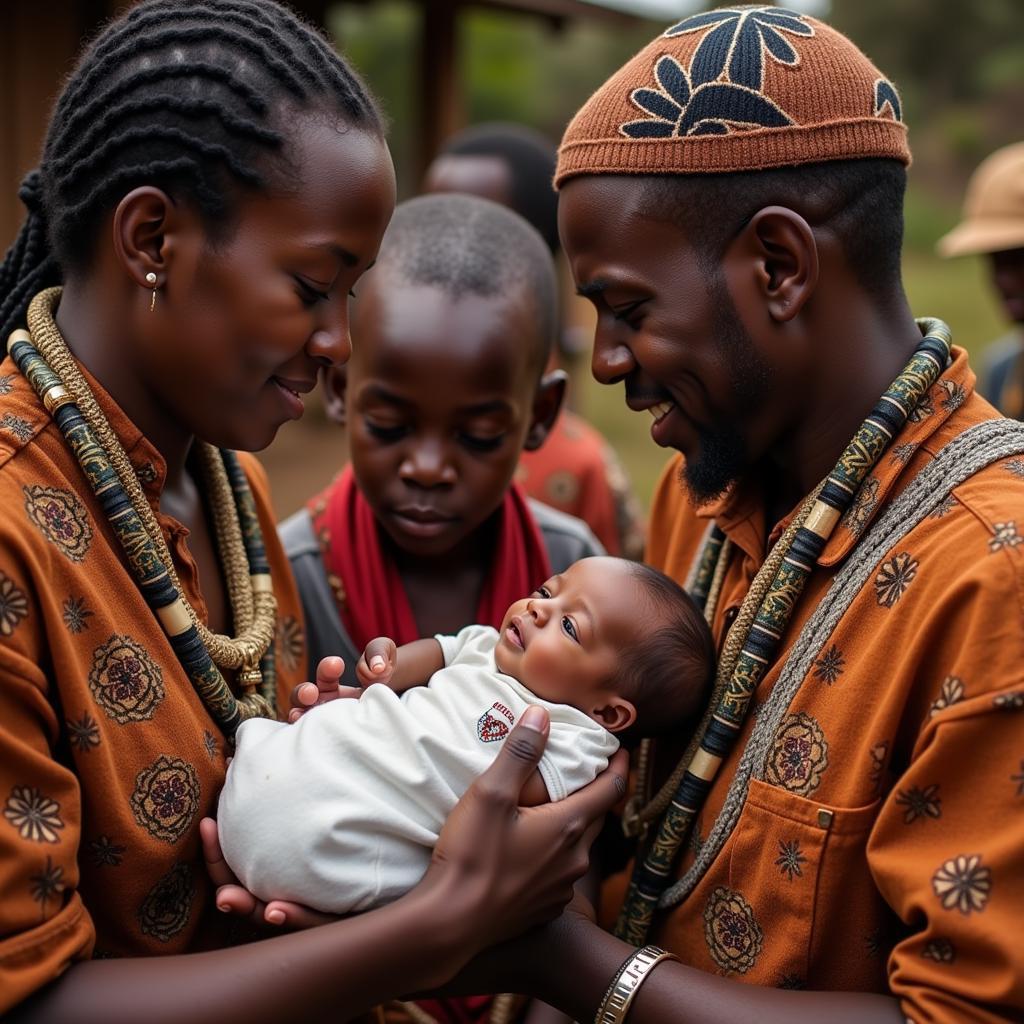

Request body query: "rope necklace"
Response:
[615, 319, 953, 945]
[9, 287, 277, 736]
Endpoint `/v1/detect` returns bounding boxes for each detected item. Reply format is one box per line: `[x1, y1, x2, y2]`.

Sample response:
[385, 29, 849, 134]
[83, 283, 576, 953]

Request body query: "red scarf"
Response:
[309, 465, 552, 652]
[309, 468, 550, 1024]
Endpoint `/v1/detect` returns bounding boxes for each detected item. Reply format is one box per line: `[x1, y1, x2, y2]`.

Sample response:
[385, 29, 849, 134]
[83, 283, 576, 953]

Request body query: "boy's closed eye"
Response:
[365, 419, 407, 443]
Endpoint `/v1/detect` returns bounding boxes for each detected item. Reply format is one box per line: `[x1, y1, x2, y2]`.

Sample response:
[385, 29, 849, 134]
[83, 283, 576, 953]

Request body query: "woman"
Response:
[0, 2, 623, 1020]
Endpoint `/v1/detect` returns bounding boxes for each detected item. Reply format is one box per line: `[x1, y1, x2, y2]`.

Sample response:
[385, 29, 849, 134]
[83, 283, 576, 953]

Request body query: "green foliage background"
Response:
[326, 0, 1022, 508]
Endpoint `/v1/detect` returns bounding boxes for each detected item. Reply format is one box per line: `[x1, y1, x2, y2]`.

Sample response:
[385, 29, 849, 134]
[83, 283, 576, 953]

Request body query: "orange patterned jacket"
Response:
[603, 347, 1024, 1023]
[0, 356, 305, 1012]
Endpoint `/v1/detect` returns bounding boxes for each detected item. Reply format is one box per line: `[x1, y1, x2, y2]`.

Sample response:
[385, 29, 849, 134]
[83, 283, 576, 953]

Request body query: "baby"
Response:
[218, 556, 714, 914]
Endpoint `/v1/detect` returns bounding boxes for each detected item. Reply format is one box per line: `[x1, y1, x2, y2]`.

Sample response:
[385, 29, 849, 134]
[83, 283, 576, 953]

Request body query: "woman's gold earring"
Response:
[145, 271, 158, 312]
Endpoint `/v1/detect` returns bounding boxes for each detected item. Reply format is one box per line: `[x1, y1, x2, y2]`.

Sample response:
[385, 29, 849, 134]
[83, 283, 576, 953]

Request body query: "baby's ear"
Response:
[595, 697, 637, 735]
[321, 365, 348, 426]
[523, 369, 567, 451]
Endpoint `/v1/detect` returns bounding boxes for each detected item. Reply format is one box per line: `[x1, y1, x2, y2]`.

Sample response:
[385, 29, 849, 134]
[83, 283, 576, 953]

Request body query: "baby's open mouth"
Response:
[506, 620, 524, 650]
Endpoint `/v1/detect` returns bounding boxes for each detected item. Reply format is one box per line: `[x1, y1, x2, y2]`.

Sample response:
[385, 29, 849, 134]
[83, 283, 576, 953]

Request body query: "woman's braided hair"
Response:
[0, 0, 383, 347]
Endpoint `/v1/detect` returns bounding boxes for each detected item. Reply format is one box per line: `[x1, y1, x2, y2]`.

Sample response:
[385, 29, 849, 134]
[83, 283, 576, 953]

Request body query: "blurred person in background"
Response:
[938, 142, 1024, 417]
[424, 122, 646, 560]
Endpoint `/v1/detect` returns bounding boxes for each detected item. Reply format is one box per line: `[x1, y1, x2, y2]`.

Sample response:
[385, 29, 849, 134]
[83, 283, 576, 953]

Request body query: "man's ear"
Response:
[736, 206, 819, 324]
[593, 697, 637, 735]
[111, 186, 182, 293]
[523, 369, 567, 452]
[321, 365, 349, 426]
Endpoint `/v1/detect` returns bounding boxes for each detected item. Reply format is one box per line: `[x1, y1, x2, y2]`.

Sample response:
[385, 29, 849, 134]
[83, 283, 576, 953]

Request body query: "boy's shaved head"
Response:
[373, 194, 557, 375]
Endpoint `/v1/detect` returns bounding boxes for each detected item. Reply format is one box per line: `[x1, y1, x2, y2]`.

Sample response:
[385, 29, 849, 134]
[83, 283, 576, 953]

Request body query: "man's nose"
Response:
[591, 329, 635, 385]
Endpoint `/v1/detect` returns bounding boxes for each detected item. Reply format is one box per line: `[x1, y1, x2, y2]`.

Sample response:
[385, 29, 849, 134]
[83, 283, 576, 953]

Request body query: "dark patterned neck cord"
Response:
[615, 319, 952, 945]
[8, 332, 277, 739]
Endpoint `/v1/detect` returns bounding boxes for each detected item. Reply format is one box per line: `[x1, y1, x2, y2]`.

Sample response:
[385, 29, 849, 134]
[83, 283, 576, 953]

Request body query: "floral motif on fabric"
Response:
[275, 615, 305, 674]
[138, 863, 195, 942]
[0, 374, 13, 395]
[988, 521, 1023, 553]
[23, 484, 93, 562]
[868, 740, 889, 793]
[764, 712, 828, 795]
[922, 938, 956, 963]
[929, 676, 965, 719]
[327, 571, 346, 610]
[1, 413, 34, 442]
[908, 392, 934, 423]
[133, 460, 158, 485]
[1003, 459, 1024, 479]
[88, 634, 165, 723]
[888, 442, 917, 466]
[203, 730, 219, 759]
[130, 756, 200, 844]
[1011, 761, 1024, 797]
[874, 552, 918, 608]
[895, 783, 941, 824]
[67, 711, 101, 753]
[775, 839, 806, 880]
[0, 571, 29, 636]
[813, 644, 845, 684]
[3, 785, 64, 843]
[703, 886, 764, 974]
[62, 595, 94, 633]
[932, 854, 991, 915]
[936, 379, 966, 412]
[90, 835, 126, 867]
[873, 78, 902, 119]
[992, 691, 1024, 710]
[929, 494, 957, 519]
[622, 8, 811, 139]
[842, 477, 879, 536]
[545, 470, 581, 506]
[29, 855, 66, 911]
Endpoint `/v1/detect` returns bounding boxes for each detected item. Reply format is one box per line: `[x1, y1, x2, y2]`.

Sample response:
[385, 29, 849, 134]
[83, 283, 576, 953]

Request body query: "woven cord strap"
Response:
[659, 416, 1024, 910]
[614, 319, 953, 944]
[25, 287, 276, 676]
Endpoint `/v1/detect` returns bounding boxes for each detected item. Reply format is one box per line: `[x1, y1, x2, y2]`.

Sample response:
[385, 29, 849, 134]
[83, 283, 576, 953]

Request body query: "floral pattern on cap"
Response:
[622, 6, 813, 139]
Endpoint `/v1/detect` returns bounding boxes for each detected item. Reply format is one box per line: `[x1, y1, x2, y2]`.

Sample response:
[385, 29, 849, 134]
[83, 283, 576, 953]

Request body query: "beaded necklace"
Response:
[8, 287, 277, 737]
[615, 319, 952, 945]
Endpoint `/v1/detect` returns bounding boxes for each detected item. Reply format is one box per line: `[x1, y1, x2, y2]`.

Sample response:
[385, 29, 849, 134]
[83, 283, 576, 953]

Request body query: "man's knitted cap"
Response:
[555, 5, 909, 187]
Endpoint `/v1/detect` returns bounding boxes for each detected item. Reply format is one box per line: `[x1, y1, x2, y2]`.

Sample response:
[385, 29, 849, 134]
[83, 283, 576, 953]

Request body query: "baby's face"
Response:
[494, 557, 643, 716]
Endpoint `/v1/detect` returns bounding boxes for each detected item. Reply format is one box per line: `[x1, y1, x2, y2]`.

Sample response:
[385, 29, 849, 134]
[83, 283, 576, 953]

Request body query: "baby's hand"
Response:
[357, 636, 398, 688]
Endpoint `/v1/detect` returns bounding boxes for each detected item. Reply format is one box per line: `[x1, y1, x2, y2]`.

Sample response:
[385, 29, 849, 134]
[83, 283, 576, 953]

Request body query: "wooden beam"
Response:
[418, 0, 462, 184]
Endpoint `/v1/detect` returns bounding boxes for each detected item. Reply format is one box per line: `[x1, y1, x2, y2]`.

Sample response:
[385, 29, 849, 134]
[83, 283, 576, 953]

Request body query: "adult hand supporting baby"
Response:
[287, 655, 361, 723]
[422, 704, 629, 949]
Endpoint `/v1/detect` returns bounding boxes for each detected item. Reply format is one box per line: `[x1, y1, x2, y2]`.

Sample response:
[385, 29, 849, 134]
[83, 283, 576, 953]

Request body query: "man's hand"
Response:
[356, 637, 398, 689]
[287, 655, 361, 723]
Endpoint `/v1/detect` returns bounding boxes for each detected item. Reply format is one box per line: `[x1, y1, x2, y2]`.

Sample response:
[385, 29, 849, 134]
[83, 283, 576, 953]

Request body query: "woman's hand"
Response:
[418, 705, 628, 952]
[287, 655, 360, 723]
[199, 818, 336, 929]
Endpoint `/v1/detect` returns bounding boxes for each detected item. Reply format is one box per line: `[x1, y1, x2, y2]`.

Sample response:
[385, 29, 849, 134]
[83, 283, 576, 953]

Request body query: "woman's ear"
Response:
[523, 369, 567, 452]
[594, 697, 637, 735]
[738, 205, 819, 324]
[111, 186, 181, 292]
[321, 365, 348, 426]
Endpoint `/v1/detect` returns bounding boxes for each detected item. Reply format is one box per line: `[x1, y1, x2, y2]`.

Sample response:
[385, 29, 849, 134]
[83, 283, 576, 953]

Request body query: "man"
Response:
[938, 142, 1024, 418]
[458, 8, 1024, 1023]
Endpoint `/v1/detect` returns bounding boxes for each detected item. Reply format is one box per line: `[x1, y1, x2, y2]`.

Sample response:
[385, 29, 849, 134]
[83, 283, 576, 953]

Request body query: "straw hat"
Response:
[937, 142, 1024, 258]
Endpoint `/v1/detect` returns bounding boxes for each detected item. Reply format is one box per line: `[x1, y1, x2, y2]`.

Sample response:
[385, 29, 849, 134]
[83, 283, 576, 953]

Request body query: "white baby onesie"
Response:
[218, 624, 619, 914]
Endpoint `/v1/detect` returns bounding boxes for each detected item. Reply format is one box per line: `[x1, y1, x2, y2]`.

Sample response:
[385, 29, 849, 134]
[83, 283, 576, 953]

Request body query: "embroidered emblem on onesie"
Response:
[477, 702, 515, 743]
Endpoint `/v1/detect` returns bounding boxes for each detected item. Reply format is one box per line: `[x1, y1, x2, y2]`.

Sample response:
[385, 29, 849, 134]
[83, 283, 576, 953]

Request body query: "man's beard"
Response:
[680, 281, 770, 504]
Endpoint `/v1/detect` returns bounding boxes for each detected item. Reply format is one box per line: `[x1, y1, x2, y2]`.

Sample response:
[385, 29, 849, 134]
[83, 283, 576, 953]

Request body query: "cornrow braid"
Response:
[1, 0, 382, 347]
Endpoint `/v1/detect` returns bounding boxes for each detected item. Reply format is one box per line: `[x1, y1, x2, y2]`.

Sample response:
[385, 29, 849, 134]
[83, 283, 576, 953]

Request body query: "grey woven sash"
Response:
[661, 417, 1024, 908]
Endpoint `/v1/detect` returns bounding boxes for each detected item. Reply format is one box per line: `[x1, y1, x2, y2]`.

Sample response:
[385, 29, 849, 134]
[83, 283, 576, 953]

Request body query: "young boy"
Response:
[218, 556, 714, 914]
[280, 193, 604, 684]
